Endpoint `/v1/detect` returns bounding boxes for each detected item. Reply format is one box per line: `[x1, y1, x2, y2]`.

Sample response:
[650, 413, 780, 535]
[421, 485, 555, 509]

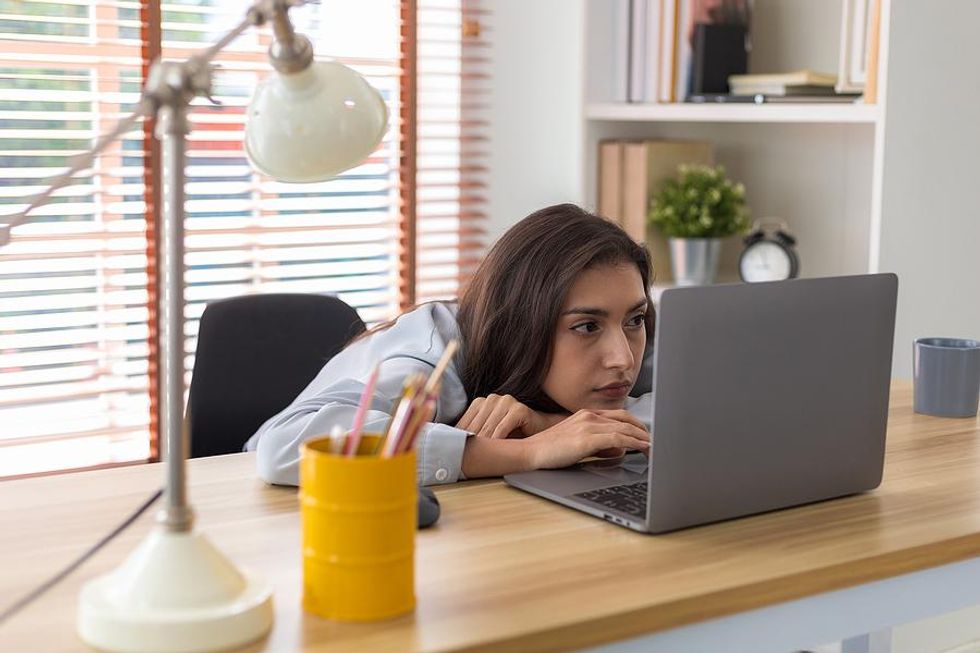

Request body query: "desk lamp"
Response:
[0, 1, 388, 650]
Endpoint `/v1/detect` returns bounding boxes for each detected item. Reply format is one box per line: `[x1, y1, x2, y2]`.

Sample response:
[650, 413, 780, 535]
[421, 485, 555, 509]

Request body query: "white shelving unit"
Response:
[578, 0, 980, 377]
[586, 102, 881, 124]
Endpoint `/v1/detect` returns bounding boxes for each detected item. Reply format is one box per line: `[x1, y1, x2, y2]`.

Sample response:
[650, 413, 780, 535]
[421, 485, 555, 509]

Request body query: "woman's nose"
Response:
[603, 329, 635, 370]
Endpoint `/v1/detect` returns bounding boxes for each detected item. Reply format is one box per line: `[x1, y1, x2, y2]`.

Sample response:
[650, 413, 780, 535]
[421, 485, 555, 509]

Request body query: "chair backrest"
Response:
[187, 293, 366, 458]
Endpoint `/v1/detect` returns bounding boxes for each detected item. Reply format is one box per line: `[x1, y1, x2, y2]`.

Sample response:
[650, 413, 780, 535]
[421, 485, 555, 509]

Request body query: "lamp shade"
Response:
[244, 60, 388, 183]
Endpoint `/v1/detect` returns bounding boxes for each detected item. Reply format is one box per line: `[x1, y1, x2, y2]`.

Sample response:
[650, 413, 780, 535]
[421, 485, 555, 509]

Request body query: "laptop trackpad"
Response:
[579, 453, 648, 482]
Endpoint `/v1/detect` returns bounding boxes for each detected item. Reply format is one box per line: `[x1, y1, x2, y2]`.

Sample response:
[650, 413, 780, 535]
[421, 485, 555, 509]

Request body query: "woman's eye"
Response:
[572, 321, 600, 334]
[626, 313, 646, 328]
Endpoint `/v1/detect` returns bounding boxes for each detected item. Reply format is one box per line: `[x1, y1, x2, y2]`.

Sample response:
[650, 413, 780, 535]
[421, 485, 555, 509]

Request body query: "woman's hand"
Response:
[456, 394, 566, 440]
[522, 409, 650, 470]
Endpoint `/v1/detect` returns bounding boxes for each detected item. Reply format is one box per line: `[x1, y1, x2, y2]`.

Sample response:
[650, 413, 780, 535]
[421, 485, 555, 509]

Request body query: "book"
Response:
[837, 0, 871, 94]
[642, 0, 662, 102]
[730, 83, 839, 97]
[728, 70, 837, 88]
[620, 139, 713, 278]
[612, 0, 630, 103]
[673, 0, 693, 103]
[598, 141, 625, 223]
[729, 71, 838, 97]
[759, 94, 862, 104]
[628, 0, 647, 102]
[659, 0, 677, 102]
[863, 0, 881, 104]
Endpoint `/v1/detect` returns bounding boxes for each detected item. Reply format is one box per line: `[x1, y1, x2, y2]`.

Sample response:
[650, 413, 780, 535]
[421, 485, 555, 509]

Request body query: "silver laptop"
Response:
[504, 273, 898, 533]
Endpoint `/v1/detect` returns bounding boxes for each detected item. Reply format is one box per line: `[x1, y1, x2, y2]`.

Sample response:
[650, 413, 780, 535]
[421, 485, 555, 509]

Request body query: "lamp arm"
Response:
[196, 0, 312, 73]
[198, 13, 259, 65]
[0, 110, 145, 246]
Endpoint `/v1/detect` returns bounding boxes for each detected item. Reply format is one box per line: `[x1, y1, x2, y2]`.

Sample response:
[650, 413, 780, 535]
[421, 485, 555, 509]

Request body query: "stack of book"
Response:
[598, 138, 713, 281]
[730, 70, 837, 96]
[715, 70, 862, 104]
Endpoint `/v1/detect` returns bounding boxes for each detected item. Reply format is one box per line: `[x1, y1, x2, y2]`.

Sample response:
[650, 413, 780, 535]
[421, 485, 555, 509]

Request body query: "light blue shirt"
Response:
[246, 301, 653, 486]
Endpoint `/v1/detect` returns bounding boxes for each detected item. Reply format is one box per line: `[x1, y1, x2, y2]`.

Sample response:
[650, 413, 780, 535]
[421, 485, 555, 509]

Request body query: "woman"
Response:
[246, 203, 655, 486]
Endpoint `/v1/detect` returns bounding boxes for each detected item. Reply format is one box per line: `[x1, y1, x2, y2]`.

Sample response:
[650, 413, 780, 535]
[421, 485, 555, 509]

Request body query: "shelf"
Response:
[586, 102, 880, 125]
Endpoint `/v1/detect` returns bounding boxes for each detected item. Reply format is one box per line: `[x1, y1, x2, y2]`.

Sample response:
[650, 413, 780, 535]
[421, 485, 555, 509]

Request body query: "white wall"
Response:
[487, 0, 587, 243]
[877, 0, 980, 378]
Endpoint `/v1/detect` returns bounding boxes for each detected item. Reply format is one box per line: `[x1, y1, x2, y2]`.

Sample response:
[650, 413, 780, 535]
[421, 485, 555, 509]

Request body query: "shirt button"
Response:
[434, 468, 449, 482]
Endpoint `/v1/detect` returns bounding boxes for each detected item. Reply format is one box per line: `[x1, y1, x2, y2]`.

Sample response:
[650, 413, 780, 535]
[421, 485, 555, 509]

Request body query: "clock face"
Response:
[740, 241, 793, 282]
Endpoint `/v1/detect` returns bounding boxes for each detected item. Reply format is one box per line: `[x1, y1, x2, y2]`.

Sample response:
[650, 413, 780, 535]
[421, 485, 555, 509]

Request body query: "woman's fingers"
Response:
[463, 394, 502, 435]
[455, 398, 483, 430]
[489, 409, 524, 440]
[601, 432, 650, 452]
[478, 400, 514, 438]
[576, 432, 648, 458]
[458, 395, 528, 439]
[592, 409, 647, 431]
[604, 419, 650, 444]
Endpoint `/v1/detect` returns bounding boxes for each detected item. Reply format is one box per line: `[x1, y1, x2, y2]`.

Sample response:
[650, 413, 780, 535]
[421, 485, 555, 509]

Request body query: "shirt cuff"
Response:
[416, 422, 472, 486]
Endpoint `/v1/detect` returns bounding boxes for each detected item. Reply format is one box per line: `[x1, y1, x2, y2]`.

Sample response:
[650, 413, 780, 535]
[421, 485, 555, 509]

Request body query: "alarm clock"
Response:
[738, 220, 800, 282]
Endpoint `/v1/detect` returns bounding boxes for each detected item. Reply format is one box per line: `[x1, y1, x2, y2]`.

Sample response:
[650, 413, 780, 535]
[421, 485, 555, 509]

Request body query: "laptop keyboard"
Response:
[574, 481, 648, 518]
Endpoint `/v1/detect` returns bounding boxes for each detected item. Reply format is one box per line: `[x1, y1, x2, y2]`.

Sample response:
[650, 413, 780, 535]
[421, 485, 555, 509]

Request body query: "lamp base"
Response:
[77, 527, 273, 653]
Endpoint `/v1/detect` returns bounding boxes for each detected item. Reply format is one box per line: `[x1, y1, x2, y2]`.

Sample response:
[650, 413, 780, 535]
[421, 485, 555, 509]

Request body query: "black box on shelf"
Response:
[692, 23, 748, 95]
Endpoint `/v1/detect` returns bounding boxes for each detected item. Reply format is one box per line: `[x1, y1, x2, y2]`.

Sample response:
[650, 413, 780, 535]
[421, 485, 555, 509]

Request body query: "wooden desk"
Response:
[2, 382, 980, 652]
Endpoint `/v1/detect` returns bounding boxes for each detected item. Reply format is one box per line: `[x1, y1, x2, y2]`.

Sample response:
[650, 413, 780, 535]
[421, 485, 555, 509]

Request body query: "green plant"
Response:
[648, 164, 751, 238]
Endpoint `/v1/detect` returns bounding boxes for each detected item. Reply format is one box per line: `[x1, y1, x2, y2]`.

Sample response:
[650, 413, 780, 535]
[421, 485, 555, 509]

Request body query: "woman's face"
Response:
[542, 262, 648, 412]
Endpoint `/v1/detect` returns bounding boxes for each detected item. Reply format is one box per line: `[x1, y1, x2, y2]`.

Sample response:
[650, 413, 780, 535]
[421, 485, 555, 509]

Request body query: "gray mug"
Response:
[913, 337, 980, 418]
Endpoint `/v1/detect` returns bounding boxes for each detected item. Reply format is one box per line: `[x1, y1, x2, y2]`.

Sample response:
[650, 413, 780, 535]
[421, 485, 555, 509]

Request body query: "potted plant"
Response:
[649, 164, 751, 286]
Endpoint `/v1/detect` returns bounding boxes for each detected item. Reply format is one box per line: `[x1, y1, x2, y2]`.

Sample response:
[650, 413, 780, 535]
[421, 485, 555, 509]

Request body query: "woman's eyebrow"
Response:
[561, 299, 648, 317]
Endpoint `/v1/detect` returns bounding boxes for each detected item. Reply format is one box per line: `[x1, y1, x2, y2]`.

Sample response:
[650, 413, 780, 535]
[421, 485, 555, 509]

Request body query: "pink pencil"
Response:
[345, 364, 380, 457]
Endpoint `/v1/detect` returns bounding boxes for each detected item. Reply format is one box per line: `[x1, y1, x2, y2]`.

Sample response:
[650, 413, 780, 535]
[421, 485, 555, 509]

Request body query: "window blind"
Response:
[159, 0, 404, 378]
[0, 0, 489, 478]
[415, 0, 489, 303]
[0, 0, 151, 477]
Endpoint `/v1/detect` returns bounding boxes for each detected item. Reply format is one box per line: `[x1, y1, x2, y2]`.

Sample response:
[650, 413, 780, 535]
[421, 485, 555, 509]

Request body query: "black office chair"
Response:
[187, 293, 366, 458]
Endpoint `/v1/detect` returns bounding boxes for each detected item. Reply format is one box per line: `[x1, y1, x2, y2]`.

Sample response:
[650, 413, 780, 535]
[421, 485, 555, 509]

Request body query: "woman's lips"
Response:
[595, 383, 630, 399]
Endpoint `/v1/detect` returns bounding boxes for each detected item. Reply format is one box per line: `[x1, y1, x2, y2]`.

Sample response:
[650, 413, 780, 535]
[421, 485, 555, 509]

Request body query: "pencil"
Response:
[380, 374, 424, 457]
[394, 384, 434, 455]
[377, 340, 459, 457]
[345, 364, 380, 457]
[423, 339, 458, 398]
[400, 394, 438, 453]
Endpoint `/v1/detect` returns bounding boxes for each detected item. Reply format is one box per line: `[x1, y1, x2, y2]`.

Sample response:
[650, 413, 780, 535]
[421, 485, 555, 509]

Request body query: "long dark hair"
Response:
[457, 203, 655, 412]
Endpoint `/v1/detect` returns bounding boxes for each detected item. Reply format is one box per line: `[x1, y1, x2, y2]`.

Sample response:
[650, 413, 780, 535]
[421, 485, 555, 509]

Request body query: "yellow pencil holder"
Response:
[299, 434, 416, 621]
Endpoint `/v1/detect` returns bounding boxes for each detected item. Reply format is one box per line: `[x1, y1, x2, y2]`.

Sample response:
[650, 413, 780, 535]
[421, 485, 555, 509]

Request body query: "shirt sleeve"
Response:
[252, 355, 470, 487]
[249, 303, 471, 487]
[414, 422, 472, 485]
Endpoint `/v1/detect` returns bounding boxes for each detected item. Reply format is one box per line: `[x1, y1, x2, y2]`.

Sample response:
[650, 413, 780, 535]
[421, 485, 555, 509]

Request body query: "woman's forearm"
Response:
[460, 435, 534, 478]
